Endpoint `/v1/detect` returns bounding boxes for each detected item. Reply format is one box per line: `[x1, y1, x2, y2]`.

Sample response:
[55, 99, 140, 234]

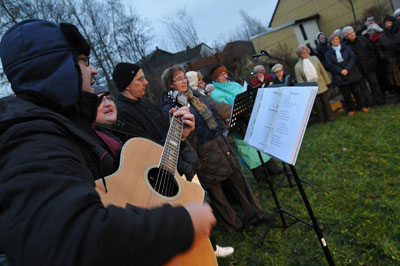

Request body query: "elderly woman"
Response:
[251, 65, 273, 88]
[271, 63, 287, 84]
[294, 45, 334, 123]
[210, 64, 243, 103]
[325, 33, 367, 115]
[394, 8, 400, 22]
[186, 71, 214, 96]
[209, 64, 282, 179]
[160, 65, 271, 232]
[367, 23, 383, 46]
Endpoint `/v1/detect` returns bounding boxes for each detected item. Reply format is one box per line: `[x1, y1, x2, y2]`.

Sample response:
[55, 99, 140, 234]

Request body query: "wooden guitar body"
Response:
[96, 137, 217, 266]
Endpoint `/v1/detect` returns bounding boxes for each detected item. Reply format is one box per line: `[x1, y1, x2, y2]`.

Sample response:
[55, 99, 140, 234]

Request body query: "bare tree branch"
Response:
[162, 6, 200, 51]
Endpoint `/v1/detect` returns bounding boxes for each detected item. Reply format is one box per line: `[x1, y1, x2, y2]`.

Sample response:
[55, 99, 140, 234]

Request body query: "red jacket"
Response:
[251, 74, 273, 88]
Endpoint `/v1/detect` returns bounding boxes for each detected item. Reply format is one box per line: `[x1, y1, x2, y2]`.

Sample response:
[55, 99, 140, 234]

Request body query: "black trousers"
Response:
[339, 80, 366, 112]
[314, 91, 335, 122]
[360, 74, 385, 106]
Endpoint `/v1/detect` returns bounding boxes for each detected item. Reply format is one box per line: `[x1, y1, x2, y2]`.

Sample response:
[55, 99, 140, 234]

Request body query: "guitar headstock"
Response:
[167, 90, 188, 109]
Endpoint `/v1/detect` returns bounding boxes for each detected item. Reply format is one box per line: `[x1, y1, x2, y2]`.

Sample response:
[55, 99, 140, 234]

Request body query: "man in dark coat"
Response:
[112, 63, 199, 181]
[0, 19, 215, 266]
[343, 26, 385, 105]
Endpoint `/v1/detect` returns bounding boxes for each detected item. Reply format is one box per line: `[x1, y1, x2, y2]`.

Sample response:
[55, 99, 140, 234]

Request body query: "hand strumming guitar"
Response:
[183, 203, 216, 238]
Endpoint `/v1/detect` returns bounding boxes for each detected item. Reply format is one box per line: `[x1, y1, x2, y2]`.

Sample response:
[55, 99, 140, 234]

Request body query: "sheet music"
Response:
[245, 86, 317, 165]
[244, 87, 281, 151]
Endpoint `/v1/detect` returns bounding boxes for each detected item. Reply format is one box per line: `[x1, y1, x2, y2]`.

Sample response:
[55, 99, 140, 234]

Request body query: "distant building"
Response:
[141, 43, 214, 74]
[251, 0, 396, 55]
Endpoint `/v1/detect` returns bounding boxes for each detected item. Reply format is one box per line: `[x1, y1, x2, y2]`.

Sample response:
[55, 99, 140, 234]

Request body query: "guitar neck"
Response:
[159, 115, 183, 175]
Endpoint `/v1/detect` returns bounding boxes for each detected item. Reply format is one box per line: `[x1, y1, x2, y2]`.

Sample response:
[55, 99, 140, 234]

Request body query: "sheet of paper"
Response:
[242, 81, 248, 92]
[264, 86, 317, 164]
[244, 87, 281, 151]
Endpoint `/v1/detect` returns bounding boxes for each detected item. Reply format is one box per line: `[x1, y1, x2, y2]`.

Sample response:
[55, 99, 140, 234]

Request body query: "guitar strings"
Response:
[149, 114, 183, 207]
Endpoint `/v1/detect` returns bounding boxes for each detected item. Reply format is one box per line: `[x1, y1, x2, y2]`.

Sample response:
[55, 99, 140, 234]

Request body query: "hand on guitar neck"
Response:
[170, 106, 195, 141]
[183, 202, 216, 238]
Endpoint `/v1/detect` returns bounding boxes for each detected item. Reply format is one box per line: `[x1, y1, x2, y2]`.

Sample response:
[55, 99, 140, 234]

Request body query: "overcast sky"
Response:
[127, 0, 279, 51]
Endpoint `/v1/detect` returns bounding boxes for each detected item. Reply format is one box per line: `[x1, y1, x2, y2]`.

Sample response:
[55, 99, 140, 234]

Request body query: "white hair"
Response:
[342, 26, 354, 37]
[367, 23, 383, 33]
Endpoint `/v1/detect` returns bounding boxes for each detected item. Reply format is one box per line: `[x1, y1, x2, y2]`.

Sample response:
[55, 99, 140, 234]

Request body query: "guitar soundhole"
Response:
[147, 168, 179, 197]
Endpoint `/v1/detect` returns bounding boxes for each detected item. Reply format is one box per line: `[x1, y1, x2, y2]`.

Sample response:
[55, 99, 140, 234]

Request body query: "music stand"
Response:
[228, 87, 335, 266]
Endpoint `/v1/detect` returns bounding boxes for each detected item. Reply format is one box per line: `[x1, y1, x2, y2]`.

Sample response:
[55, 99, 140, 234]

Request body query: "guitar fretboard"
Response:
[160, 115, 183, 174]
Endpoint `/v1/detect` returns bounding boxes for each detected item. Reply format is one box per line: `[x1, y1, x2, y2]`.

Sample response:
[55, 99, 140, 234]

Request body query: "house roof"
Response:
[268, 0, 281, 28]
[144, 42, 213, 66]
[251, 13, 320, 39]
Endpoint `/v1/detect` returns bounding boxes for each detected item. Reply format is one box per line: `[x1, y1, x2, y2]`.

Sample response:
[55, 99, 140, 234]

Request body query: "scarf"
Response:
[332, 44, 344, 63]
[369, 32, 381, 45]
[211, 81, 243, 104]
[182, 89, 217, 130]
[302, 58, 318, 82]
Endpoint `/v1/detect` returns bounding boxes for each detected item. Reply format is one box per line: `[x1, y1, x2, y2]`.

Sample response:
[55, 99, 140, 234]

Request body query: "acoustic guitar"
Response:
[95, 92, 217, 266]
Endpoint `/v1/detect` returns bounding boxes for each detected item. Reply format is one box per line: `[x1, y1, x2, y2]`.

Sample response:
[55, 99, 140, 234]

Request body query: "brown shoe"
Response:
[362, 107, 369, 112]
[348, 111, 356, 116]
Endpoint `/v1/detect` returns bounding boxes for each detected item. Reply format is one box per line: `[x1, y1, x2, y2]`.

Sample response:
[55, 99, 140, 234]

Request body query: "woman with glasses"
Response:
[160, 65, 272, 232]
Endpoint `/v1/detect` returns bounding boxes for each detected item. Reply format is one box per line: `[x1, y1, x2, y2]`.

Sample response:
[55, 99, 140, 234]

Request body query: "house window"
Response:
[299, 24, 308, 41]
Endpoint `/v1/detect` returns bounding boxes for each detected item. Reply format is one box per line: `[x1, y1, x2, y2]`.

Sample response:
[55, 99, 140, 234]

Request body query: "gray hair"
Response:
[295, 45, 309, 58]
[367, 23, 383, 33]
[342, 26, 354, 37]
[253, 65, 265, 73]
[328, 33, 342, 45]
[394, 8, 400, 17]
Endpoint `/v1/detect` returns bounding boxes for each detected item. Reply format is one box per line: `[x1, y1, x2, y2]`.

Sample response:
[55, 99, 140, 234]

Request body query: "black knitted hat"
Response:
[59, 23, 91, 56]
[112, 62, 141, 92]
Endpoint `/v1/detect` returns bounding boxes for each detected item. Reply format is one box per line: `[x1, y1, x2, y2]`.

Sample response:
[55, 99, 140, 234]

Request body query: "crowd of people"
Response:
[1, 10, 399, 266]
[312, 13, 400, 117]
[249, 12, 400, 123]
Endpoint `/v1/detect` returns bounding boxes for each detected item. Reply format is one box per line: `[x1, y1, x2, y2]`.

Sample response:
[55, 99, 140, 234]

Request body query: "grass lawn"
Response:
[212, 103, 400, 265]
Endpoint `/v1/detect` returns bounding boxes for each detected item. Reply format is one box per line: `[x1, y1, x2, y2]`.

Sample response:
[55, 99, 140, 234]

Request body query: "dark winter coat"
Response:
[161, 90, 240, 186]
[116, 94, 199, 180]
[325, 44, 362, 87]
[344, 35, 378, 75]
[378, 17, 400, 87]
[378, 17, 400, 59]
[0, 20, 193, 266]
[316, 41, 329, 68]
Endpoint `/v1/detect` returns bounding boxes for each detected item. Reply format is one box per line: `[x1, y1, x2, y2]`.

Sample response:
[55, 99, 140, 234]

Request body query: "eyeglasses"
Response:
[99, 93, 114, 104]
[136, 76, 147, 83]
[173, 76, 187, 83]
[78, 56, 90, 67]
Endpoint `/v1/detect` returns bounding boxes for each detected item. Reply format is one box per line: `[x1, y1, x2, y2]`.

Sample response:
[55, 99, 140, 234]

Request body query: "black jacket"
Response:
[325, 44, 362, 86]
[160, 90, 240, 186]
[344, 35, 378, 75]
[0, 20, 193, 266]
[116, 94, 199, 180]
[378, 17, 400, 59]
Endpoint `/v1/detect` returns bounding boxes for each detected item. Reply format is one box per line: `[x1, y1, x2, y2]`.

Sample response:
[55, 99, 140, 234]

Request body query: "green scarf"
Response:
[182, 89, 217, 130]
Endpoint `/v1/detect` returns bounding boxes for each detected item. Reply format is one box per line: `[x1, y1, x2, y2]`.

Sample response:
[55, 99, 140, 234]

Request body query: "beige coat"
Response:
[295, 55, 331, 94]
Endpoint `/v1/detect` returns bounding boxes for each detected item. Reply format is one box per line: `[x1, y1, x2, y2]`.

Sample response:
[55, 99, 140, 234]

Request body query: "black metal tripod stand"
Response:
[256, 152, 335, 266]
[227, 87, 335, 266]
